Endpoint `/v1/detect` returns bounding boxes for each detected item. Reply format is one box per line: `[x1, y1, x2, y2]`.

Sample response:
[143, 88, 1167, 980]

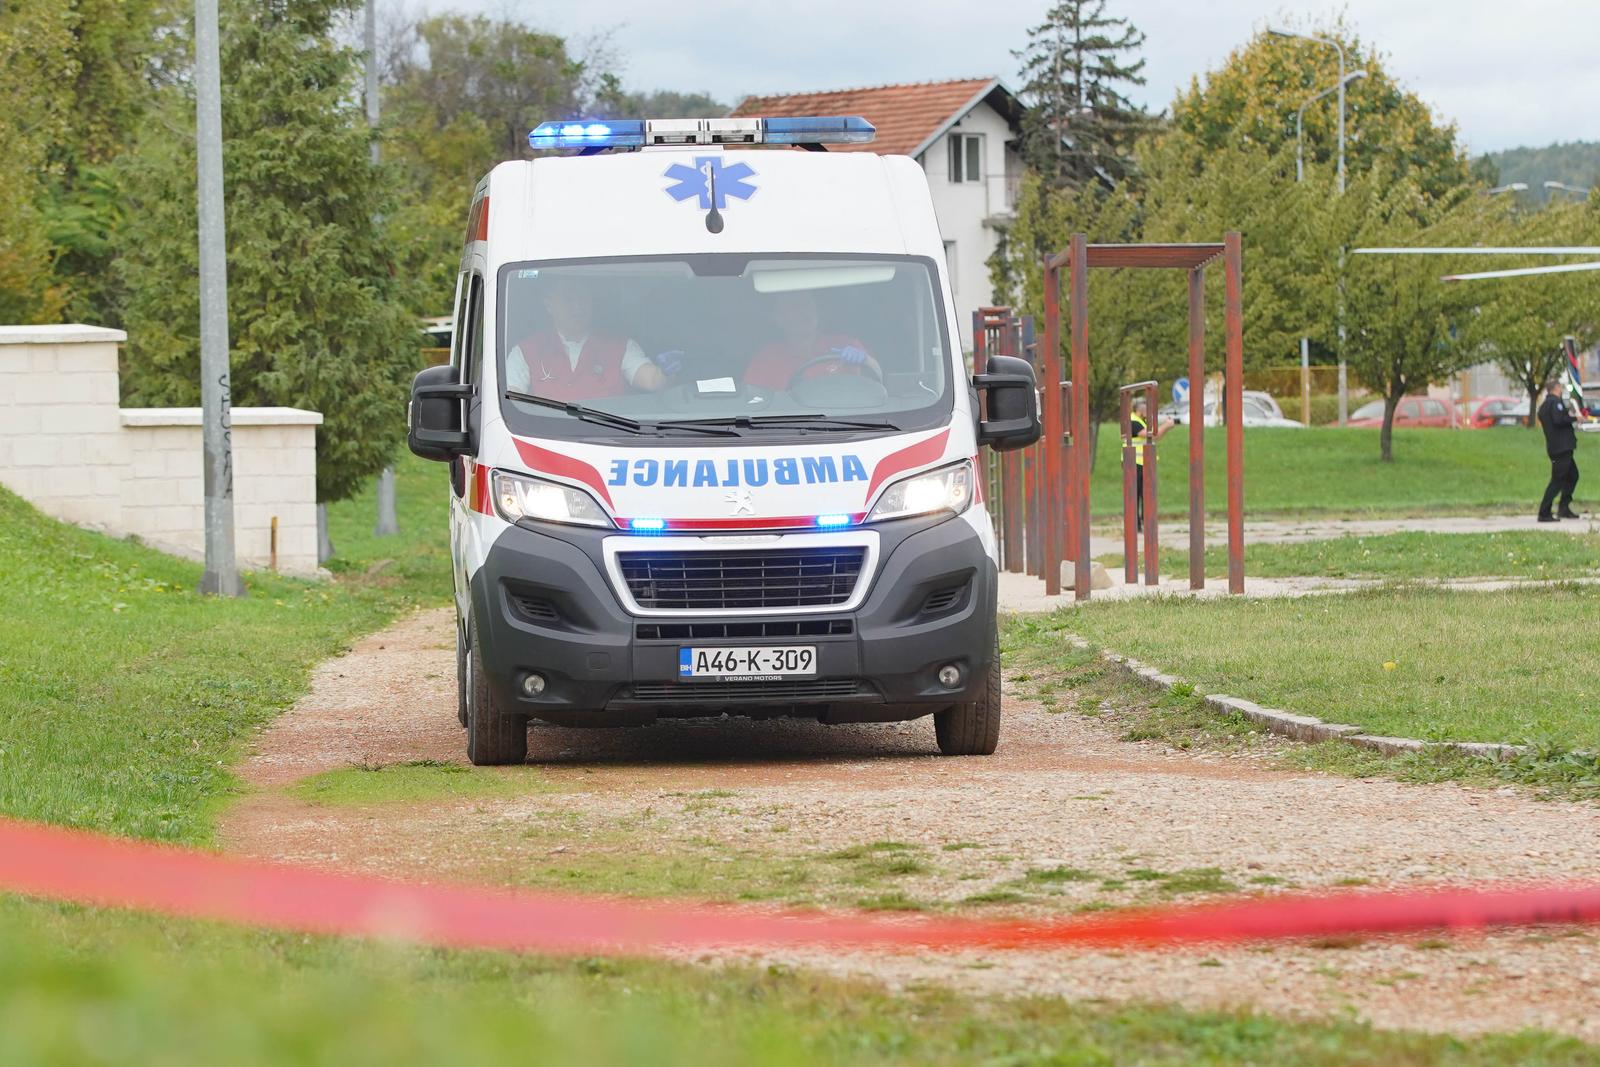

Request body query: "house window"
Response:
[943, 240, 957, 292]
[948, 133, 983, 183]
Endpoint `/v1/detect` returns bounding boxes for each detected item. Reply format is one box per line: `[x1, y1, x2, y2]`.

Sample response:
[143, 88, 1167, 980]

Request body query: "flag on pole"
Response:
[1562, 336, 1587, 416]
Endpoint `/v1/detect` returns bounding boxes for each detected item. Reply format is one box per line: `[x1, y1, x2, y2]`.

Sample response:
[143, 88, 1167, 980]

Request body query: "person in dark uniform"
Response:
[1538, 376, 1581, 522]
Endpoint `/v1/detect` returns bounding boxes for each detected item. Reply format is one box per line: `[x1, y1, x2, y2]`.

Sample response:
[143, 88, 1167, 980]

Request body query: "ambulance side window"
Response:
[467, 275, 485, 388]
[449, 272, 469, 379]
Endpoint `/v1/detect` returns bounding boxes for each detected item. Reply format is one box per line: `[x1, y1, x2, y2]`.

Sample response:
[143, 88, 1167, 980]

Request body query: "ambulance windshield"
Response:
[496, 254, 952, 438]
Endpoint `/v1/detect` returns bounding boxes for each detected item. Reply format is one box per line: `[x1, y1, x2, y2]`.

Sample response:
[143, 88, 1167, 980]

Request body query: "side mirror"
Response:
[973, 354, 1041, 451]
[407, 364, 472, 461]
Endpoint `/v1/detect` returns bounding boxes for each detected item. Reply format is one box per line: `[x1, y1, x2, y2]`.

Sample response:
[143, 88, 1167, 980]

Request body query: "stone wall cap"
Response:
[0, 323, 127, 345]
[120, 406, 324, 427]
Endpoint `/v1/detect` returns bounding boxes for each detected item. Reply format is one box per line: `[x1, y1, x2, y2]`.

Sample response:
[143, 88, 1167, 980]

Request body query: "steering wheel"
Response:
[787, 351, 884, 389]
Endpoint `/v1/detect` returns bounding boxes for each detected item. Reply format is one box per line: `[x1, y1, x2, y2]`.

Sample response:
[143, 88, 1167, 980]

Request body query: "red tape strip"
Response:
[3, 816, 1599, 955]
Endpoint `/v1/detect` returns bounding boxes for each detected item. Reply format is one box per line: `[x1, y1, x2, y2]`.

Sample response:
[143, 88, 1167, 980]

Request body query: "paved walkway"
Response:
[1082, 510, 1596, 560]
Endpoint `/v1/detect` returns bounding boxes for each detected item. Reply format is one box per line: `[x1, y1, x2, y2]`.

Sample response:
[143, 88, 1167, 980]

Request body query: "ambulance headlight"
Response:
[866, 460, 973, 523]
[491, 470, 614, 529]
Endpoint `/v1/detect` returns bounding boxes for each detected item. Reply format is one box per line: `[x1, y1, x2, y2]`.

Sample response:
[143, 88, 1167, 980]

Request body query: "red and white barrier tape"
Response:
[3, 816, 1599, 955]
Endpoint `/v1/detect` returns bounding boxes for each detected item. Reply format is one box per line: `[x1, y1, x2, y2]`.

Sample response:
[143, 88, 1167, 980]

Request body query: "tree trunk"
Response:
[1526, 381, 1541, 429]
[1379, 392, 1401, 463]
[317, 502, 334, 564]
[374, 466, 399, 536]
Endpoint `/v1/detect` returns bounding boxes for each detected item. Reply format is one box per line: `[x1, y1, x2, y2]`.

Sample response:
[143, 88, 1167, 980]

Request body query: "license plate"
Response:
[678, 646, 817, 680]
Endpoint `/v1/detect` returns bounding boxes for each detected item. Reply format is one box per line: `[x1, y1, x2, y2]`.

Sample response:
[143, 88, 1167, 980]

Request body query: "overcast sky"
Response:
[500, 0, 1600, 156]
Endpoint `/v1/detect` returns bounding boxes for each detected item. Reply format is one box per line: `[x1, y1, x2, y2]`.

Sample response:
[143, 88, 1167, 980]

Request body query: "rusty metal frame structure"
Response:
[1040, 234, 1246, 600]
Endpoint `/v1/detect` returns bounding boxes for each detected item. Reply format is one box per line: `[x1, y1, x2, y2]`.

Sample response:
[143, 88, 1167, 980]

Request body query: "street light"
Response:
[1271, 28, 1352, 192]
[1544, 180, 1592, 196]
[1295, 71, 1367, 182]
[1271, 26, 1355, 425]
[1291, 68, 1365, 424]
[1486, 182, 1529, 195]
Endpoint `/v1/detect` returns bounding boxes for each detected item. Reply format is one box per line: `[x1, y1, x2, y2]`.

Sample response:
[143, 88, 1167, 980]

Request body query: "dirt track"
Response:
[222, 607, 1600, 1042]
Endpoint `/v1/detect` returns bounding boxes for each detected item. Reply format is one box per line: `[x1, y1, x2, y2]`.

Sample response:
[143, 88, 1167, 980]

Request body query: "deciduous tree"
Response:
[117, 0, 420, 538]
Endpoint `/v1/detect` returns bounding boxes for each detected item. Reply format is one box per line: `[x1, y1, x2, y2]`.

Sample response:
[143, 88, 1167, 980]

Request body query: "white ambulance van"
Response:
[408, 116, 1041, 764]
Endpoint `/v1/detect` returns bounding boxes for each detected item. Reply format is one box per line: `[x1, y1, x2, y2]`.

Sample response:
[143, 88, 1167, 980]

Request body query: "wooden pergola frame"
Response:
[1038, 233, 1246, 600]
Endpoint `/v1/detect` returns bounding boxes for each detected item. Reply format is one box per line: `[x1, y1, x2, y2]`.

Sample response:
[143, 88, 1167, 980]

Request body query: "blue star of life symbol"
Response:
[663, 156, 757, 210]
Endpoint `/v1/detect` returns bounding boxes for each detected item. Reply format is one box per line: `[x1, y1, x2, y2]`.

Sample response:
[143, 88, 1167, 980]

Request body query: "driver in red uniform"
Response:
[742, 289, 880, 390]
[506, 276, 676, 401]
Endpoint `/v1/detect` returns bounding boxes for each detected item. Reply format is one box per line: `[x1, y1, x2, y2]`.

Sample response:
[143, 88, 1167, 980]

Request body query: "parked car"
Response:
[1457, 395, 1519, 429]
[1491, 399, 1531, 427]
[1348, 396, 1453, 428]
[1165, 390, 1302, 427]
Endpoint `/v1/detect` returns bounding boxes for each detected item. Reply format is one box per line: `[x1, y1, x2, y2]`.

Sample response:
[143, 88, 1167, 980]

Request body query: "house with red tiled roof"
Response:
[733, 78, 1026, 349]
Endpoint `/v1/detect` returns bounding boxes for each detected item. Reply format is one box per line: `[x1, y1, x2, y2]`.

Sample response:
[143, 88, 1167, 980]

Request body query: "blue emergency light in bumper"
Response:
[529, 115, 875, 151]
[468, 515, 995, 725]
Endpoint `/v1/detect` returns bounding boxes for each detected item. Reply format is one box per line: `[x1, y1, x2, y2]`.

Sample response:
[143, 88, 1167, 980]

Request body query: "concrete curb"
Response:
[1062, 634, 1527, 762]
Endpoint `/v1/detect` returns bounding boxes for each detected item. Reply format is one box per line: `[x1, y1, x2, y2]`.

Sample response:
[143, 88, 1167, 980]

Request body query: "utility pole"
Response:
[195, 0, 243, 597]
[367, 0, 400, 539]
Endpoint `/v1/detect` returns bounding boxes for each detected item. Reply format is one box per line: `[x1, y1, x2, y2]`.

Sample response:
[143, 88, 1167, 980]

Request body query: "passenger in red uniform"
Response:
[506, 277, 676, 401]
[743, 290, 880, 391]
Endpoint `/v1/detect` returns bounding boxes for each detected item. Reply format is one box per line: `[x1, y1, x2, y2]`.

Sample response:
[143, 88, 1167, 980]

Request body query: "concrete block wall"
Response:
[0, 324, 323, 578]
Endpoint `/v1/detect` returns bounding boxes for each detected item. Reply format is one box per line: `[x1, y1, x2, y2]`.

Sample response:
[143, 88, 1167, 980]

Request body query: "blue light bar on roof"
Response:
[528, 115, 875, 151]
[529, 119, 646, 150]
[761, 116, 876, 145]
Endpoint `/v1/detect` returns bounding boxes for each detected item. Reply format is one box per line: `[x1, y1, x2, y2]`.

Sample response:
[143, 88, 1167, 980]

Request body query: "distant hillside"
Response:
[1476, 141, 1600, 203]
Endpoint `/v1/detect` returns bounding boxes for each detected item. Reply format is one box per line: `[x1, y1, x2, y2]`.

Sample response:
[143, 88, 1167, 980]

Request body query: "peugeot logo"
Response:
[725, 489, 754, 515]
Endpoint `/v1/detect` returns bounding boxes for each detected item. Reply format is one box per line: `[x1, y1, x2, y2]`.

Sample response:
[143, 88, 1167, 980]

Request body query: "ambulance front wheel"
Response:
[465, 619, 529, 766]
[934, 633, 1001, 756]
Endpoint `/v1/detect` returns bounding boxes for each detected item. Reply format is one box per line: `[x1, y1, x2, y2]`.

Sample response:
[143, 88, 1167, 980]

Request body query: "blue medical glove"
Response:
[830, 344, 868, 366]
[653, 349, 684, 376]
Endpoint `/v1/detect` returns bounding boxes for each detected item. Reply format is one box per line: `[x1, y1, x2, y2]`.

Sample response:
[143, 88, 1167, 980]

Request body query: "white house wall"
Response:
[919, 101, 1016, 351]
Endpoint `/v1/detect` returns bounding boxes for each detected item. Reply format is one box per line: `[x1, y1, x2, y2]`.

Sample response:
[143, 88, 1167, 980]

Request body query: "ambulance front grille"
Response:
[616, 547, 866, 611]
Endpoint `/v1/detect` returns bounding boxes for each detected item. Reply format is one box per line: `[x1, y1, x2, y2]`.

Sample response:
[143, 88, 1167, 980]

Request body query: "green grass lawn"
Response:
[4, 458, 1596, 1062]
[1100, 530, 1600, 581]
[1059, 585, 1600, 748]
[1071, 425, 1555, 518]
[1, 896, 1591, 1067]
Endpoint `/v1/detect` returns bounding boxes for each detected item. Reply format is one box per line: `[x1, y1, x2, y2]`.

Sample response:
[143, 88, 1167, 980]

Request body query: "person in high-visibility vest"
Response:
[1129, 397, 1175, 532]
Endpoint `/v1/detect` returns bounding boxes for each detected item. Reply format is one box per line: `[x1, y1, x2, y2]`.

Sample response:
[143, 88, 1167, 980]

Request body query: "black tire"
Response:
[934, 632, 1001, 756]
[455, 617, 469, 728]
[465, 620, 528, 766]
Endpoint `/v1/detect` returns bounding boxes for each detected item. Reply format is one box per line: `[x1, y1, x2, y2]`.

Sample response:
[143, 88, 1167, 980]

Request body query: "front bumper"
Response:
[469, 514, 997, 726]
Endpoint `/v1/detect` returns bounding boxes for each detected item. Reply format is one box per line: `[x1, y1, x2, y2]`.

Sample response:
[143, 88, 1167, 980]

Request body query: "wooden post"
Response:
[1120, 391, 1137, 584]
[1143, 381, 1159, 586]
[1188, 267, 1206, 591]
[1040, 262, 1063, 596]
[1069, 234, 1091, 601]
[1224, 232, 1245, 594]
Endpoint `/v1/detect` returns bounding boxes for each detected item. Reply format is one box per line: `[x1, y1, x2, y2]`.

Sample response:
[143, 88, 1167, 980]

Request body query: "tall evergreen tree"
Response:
[116, 0, 420, 527]
[1012, 0, 1149, 187]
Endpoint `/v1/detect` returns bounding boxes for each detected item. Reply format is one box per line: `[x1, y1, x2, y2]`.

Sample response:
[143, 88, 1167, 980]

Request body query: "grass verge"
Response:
[1081, 425, 1554, 518]
[2, 896, 1593, 1067]
[1002, 609, 1600, 799]
[1054, 585, 1600, 749]
[1099, 529, 1600, 581]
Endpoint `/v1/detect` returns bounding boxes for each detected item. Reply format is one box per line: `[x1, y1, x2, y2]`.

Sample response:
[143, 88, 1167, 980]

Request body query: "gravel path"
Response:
[221, 606, 1600, 1043]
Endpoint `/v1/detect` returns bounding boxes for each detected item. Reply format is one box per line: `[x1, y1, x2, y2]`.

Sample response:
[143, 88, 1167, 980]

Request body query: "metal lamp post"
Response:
[1272, 27, 1355, 426]
[1544, 181, 1592, 196]
[1290, 68, 1365, 426]
[1487, 183, 1529, 195]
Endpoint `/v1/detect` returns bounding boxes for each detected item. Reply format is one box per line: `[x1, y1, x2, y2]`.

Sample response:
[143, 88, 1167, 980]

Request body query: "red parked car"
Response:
[1457, 395, 1520, 429]
[1348, 396, 1454, 428]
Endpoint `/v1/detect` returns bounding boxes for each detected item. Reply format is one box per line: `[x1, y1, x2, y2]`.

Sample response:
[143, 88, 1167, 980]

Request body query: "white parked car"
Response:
[1165, 390, 1303, 428]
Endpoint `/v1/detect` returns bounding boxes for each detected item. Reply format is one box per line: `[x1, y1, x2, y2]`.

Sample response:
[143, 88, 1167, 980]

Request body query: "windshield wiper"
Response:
[662, 413, 901, 433]
[504, 390, 739, 436]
